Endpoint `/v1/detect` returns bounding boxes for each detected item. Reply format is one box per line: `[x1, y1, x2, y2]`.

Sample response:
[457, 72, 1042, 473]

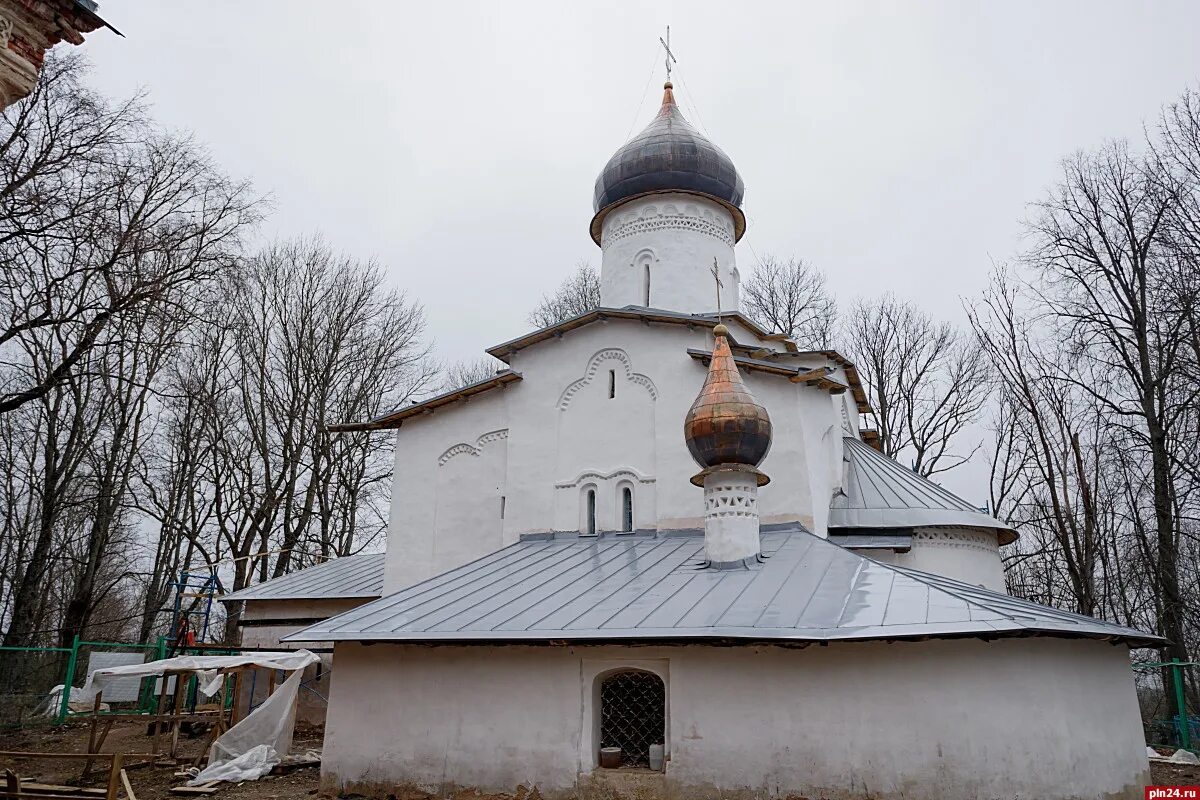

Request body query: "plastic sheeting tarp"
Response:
[85, 650, 320, 784]
[85, 650, 318, 698]
[189, 666, 308, 784]
[40, 685, 108, 716]
[1148, 748, 1200, 764]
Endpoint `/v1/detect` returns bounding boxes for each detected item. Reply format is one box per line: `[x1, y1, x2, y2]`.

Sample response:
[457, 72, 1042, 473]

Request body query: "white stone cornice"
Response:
[601, 201, 735, 249]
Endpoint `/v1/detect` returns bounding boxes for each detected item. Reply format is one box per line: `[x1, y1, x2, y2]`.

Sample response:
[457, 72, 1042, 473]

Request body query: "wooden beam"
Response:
[118, 771, 136, 800]
[104, 756, 123, 800]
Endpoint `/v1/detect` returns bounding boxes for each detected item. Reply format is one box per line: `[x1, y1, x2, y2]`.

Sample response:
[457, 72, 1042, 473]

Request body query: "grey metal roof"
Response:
[831, 438, 1018, 544]
[283, 529, 1158, 646]
[827, 533, 912, 551]
[219, 553, 385, 603]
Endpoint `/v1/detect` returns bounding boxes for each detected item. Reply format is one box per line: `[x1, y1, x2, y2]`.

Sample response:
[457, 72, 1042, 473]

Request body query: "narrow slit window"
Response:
[500, 495, 506, 519]
[608, 370, 616, 399]
[643, 264, 651, 306]
[621, 487, 633, 532]
[587, 489, 597, 535]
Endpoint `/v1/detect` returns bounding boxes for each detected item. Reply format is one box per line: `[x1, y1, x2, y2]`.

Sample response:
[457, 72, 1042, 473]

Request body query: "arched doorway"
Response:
[599, 670, 665, 767]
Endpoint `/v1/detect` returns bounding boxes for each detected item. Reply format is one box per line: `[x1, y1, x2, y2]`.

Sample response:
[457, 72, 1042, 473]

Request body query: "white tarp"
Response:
[1168, 749, 1200, 765]
[85, 650, 320, 784]
[40, 684, 109, 716]
[188, 667, 307, 784]
[85, 650, 319, 699]
[1149, 748, 1200, 764]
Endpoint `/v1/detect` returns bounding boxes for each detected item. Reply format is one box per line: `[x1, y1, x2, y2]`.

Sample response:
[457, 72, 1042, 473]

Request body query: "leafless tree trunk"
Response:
[1025, 142, 1192, 677]
[442, 356, 506, 391]
[844, 294, 989, 476]
[527, 262, 600, 328]
[740, 255, 836, 349]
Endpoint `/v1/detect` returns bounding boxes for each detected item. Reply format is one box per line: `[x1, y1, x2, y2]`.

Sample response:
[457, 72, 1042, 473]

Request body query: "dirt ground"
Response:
[4, 722, 1199, 799]
[1151, 758, 1200, 785]
[1, 720, 325, 800]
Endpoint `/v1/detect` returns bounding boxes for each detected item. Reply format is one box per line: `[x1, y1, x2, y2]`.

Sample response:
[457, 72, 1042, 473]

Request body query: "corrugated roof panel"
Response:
[219, 553, 386, 602]
[283, 529, 1159, 647]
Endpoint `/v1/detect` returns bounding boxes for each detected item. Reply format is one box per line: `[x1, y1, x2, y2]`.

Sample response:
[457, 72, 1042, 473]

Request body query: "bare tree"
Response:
[0, 53, 258, 415]
[971, 272, 1114, 616]
[740, 255, 836, 349]
[442, 356, 506, 391]
[1025, 142, 1193, 672]
[206, 237, 436, 641]
[0, 55, 446, 657]
[844, 294, 989, 476]
[527, 262, 600, 328]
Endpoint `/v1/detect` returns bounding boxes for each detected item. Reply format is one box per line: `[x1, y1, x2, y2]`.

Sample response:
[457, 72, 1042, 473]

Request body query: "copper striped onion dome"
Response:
[684, 323, 772, 470]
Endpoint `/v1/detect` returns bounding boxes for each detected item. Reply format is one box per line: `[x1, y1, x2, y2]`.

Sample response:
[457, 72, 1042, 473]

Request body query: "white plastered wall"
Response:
[501, 321, 820, 541]
[876, 528, 1008, 591]
[384, 318, 1002, 596]
[322, 638, 1148, 800]
[599, 193, 738, 314]
[384, 388, 510, 591]
[235, 598, 368, 725]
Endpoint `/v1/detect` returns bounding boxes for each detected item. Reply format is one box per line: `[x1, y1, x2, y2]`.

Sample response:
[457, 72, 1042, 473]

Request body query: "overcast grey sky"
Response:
[79, 1, 1200, 499]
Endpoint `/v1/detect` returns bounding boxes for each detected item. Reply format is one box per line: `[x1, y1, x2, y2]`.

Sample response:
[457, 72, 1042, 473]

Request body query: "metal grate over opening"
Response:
[599, 670, 665, 767]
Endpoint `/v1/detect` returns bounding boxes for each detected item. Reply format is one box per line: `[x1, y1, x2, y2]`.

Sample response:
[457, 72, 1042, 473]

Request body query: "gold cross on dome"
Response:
[659, 26, 676, 82]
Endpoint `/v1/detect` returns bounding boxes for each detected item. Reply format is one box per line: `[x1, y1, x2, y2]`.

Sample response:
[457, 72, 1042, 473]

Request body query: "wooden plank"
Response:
[104, 755, 123, 800]
[168, 678, 185, 759]
[168, 785, 219, 796]
[5, 770, 20, 799]
[118, 770, 135, 800]
[151, 675, 170, 757]
[0, 753, 116, 762]
[20, 785, 106, 796]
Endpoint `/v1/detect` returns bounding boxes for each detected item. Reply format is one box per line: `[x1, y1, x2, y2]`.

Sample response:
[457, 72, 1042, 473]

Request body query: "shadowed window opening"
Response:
[600, 670, 665, 768]
[621, 487, 633, 532]
[587, 489, 597, 535]
[644, 264, 651, 306]
[609, 369, 616, 398]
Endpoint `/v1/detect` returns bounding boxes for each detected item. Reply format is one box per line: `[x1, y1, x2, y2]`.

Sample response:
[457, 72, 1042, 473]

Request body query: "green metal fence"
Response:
[1132, 659, 1198, 751]
[0, 643, 73, 728]
[0, 636, 207, 729]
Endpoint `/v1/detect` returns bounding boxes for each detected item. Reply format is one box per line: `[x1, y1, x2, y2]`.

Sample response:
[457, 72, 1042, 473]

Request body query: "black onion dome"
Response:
[590, 82, 746, 244]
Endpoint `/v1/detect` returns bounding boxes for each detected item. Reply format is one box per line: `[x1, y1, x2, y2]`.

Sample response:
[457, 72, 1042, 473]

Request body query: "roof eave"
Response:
[326, 370, 522, 432]
[218, 592, 381, 604]
[486, 307, 771, 363]
[284, 626, 1162, 649]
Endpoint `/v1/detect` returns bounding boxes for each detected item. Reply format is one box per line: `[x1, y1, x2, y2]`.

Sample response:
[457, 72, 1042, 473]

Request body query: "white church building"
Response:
[277, 81, 1159, 800]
